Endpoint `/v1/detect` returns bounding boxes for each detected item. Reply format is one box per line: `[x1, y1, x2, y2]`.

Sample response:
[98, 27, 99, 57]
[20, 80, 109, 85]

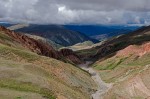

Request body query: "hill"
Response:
[0, 26, 97, 99]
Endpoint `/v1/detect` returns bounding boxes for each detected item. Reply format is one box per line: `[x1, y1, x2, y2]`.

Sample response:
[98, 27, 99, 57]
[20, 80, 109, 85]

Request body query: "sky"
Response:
[0, 0, 150, 25]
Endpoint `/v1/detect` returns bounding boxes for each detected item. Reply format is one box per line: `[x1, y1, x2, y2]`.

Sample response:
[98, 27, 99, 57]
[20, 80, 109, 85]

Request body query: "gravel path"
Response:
[78, 61, 112, 99]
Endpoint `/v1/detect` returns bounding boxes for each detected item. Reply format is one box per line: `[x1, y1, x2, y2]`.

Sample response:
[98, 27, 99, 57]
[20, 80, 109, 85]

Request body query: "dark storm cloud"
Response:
[0, 0, 150, 25]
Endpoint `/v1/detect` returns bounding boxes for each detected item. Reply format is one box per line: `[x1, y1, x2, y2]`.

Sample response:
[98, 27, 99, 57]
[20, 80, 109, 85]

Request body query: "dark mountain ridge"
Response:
[14, 24, 98, 46]
[64, 25, 140, 40]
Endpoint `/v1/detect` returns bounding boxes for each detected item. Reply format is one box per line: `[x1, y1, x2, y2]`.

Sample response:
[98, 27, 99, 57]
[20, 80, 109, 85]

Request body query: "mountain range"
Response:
[12, 24, 98, 46]
[64, 25, 140, 40]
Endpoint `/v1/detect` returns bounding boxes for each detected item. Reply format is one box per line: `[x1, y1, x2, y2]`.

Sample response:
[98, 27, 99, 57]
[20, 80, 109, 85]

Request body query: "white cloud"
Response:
[58, 6, 66, 12]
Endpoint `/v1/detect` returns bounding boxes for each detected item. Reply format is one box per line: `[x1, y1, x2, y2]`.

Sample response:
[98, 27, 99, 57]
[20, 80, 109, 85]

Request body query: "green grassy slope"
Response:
[0, 31, 97, 99]
[93, 52, 150, 83]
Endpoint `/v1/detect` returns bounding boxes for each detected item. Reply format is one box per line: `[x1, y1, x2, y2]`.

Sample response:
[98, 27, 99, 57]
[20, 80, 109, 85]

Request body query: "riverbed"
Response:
[78, 61, 112, 99]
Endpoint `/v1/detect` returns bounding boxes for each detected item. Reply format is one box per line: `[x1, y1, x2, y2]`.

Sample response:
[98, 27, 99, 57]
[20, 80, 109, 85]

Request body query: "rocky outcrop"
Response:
[59, 49, 83, 64]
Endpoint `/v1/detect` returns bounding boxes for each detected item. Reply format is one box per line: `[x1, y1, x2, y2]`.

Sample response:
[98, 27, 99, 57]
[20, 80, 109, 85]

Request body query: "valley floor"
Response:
[78, 62, 113, 99]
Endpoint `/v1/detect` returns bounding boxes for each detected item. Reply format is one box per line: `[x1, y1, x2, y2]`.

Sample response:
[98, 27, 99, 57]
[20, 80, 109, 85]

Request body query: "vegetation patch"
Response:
[94, 57, 128, 70]
[0, 44, 39, 62]
[0, 79, 55, 99]
[0, 32, 13, 41]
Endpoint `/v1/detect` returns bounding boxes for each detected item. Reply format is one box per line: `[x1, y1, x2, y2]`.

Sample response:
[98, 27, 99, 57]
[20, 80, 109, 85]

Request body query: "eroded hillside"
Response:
[0, 26, 83, 64]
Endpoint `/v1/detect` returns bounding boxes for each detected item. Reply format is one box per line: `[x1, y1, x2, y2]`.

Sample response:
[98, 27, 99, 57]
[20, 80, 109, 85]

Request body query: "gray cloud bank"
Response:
[0, 0, 150, 25]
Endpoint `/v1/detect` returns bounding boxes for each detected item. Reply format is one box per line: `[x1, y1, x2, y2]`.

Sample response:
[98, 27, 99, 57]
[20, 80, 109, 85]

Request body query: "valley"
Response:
[0, 24, 149, 99]
[0, 0, 150, 99]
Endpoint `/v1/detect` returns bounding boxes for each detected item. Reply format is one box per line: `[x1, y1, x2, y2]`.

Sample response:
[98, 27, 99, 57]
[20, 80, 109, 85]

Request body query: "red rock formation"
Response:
[117, 42, 150, 57]
[0, 26, 59, 59]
